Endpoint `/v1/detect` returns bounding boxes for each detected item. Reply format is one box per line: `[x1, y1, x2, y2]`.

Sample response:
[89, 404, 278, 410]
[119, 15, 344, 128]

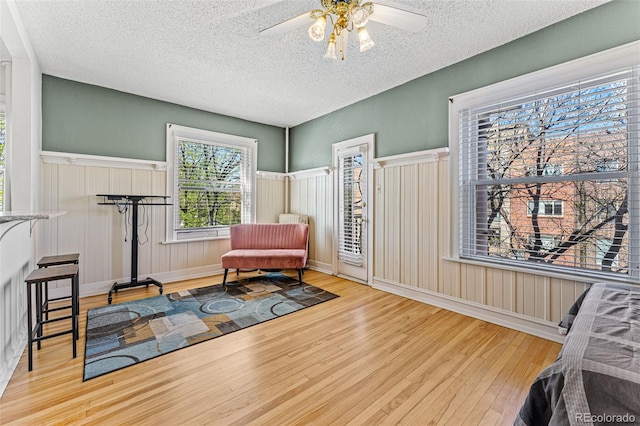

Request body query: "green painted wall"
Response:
[42, 75, 286, 172]
[289, 0, 640, 171]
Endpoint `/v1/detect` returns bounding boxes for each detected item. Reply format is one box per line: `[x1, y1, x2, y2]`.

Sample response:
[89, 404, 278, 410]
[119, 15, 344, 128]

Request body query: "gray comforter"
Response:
[516, 282, 640, 425]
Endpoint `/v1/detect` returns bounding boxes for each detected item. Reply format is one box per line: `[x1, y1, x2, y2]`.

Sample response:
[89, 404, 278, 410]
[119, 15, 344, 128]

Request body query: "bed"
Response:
[516, 282, 640, 425]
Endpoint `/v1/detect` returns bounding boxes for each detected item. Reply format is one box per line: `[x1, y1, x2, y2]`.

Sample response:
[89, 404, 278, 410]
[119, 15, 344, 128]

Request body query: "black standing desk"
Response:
[97, 194, 171, 304]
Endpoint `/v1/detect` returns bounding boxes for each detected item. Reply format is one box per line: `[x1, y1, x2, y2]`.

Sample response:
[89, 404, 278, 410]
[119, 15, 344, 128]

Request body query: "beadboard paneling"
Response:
[289, 172, 334, 271]
[256, 177, 286, 223]
[39, 162, 285, 293]
[373, 152, 591, 331]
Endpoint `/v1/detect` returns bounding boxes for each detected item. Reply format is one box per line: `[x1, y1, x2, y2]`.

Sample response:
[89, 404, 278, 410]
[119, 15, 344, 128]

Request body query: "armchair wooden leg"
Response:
[298, 269, 303, 285]
[223, 269, 229, 285]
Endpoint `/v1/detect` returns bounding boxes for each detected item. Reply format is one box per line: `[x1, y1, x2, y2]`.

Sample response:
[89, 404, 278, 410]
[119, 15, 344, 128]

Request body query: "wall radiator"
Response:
[278, 214, 309, 224]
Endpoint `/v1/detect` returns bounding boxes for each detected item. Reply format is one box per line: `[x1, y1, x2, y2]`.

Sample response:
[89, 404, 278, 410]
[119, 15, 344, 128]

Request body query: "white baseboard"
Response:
[48, 264, 224, 299]
[48, 262, 339, 301]
[0, 334, 27, 399]
[307, 260, 333, 275]
[372, 276, 564, 344]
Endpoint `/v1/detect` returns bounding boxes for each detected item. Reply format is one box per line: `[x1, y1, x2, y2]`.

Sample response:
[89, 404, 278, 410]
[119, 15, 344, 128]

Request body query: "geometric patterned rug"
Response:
[83, 273, 338, 381]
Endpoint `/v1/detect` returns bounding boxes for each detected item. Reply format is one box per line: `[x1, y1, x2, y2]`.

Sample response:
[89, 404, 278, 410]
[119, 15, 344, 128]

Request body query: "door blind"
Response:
[338, 148, 366, 266]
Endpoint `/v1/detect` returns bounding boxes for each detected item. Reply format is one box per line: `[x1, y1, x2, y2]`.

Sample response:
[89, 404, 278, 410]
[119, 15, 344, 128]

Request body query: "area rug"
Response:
[83, 273, 338, 381]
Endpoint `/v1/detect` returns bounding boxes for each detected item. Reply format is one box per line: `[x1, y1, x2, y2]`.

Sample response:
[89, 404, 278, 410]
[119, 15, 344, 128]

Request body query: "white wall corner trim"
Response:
[256, 170, 287, 180]
[288, 166, 333, 180]
[40, 151, 168, 171]
[372, 276, 565, 344]
[374, 147, 449, 169]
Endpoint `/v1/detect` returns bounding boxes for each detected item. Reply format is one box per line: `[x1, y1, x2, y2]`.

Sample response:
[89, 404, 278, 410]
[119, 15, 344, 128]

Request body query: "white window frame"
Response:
[449, 41, 640, 283]
[526, 200, 563, 217]
[165, 123, 257, 243]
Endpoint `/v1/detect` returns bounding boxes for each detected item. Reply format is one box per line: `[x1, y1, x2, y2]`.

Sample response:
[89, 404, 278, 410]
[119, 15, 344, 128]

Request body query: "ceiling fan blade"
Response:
[259, 11, 311, 36]
[369, 3, 428, 32]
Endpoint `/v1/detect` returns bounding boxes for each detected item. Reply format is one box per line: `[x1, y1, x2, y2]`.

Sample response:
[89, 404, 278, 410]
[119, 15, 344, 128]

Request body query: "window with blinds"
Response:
[338, 149, 366, 266]
[459, 65, 640, 281]
[166, 124, 256, 242]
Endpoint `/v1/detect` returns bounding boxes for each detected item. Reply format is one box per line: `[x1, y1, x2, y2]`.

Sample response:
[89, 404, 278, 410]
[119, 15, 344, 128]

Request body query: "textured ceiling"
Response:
[14, 0, 610, 128]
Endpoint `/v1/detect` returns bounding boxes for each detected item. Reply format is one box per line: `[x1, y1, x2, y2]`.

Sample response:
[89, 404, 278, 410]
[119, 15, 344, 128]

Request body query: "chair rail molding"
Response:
[41, 151, 167, 171]
[256, 171, 287, 180]
[288, 166, 333, 180]
[374, 147, 449, 169]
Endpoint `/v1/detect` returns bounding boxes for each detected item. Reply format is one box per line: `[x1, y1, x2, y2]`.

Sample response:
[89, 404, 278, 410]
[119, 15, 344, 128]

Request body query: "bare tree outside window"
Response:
[177, 140, 243, 230]
[462, 71, 635, 277]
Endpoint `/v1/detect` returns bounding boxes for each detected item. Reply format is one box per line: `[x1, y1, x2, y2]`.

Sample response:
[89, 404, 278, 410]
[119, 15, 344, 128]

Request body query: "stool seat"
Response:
[37, 253, 80, 267]
[36, 253, 80, 321]
[26, 264, 79, 283]
[25, 264, 79, 371]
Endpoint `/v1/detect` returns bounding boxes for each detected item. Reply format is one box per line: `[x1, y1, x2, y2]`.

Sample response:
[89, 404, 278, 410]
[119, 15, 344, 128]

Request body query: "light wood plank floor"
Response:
[0, 270, 560, 425]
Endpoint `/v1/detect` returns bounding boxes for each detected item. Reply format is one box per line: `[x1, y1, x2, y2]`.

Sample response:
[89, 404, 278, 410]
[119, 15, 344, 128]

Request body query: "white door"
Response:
[333, 135, 374, 284]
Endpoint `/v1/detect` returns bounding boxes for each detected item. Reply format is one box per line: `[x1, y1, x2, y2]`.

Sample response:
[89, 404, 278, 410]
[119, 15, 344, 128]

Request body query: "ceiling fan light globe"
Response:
[357, 27, 375, 52]
[308, 16, 327, 42]
[324, 40, 337, 59]
[352, 7, 370, 28]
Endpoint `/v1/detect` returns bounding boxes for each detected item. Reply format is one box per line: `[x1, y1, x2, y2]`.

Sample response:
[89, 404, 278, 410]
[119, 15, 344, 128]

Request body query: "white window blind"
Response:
[338, 148, 366, 266]
[166, 124, 256, 242]
[459, 65, 640, 281]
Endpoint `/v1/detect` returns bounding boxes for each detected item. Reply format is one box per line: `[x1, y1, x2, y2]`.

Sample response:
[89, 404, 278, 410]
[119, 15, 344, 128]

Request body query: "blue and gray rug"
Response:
[83, 273, 338, 381]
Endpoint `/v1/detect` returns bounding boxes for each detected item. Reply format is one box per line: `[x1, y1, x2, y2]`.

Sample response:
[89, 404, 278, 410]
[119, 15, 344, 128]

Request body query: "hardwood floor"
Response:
[0, 270, 560, 425]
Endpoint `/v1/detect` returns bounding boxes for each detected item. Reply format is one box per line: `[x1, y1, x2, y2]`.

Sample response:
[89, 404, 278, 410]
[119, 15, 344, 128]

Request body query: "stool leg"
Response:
[43, 280, 49, 321]
[35, 282, 42, 350]
[76, 272, 80, 319]
[27, 283, 33, 371]
[74, 273, 79, 341]
[72, 274, 78, 356]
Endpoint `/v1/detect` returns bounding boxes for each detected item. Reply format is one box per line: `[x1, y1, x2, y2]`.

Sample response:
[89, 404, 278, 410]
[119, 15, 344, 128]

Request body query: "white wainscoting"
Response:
[39, 156, 286, 298]
[289, 167, 334, 274]
[256, 171, 286, 224]
[36, 150, 594, 349]
[370, 150, 591, 343]
[0, 223, 31, 396]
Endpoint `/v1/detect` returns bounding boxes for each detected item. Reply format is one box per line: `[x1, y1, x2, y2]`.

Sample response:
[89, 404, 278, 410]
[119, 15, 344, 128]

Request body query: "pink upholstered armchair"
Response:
[221, 223, 309, 285]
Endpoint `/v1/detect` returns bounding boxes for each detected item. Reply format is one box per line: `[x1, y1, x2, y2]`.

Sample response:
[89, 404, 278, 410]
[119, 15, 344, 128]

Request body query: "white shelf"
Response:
[0, 211, 66, 241]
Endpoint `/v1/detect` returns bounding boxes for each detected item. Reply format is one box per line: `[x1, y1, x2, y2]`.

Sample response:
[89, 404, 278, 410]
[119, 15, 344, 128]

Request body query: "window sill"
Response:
[161, 236, 230, 245]
[441, 255, 639, 286]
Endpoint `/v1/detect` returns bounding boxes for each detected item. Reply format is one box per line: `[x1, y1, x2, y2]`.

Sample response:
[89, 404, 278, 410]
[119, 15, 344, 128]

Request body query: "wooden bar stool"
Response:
[24, 264, 79, 371]
[37, 253, 80, 321]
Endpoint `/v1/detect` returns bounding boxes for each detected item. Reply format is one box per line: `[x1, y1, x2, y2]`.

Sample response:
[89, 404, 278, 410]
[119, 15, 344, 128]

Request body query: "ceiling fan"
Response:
[259, 0, 428, 60]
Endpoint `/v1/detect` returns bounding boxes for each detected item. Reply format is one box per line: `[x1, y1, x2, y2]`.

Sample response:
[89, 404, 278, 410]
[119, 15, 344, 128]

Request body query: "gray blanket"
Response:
[516, 282, 640, 425]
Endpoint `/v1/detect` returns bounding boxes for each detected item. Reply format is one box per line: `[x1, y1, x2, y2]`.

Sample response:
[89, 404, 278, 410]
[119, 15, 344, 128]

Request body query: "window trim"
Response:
[449, 41, 640, 283]
[165, 123, 257, 243]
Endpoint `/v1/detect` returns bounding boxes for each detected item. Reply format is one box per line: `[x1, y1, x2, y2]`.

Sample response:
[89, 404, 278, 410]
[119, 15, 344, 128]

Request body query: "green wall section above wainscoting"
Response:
[42, 75, 286, 172]
[289, 0, 640, 172]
